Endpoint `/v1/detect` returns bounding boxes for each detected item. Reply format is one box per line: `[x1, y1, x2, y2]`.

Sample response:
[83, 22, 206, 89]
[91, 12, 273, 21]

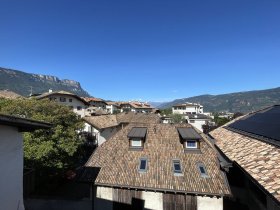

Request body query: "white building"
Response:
[119, 101, 155, 113]
[35, 90, 89, 117]
[0, 114, 50, 210]
[83, 115, 120, 146]
[172, 102, 203, 115]
[106, 102, 120, 114]
[185, 114, 213, 132]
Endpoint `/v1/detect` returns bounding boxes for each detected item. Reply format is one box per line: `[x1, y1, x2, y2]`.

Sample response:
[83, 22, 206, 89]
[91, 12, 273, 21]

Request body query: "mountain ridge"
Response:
[0, 67, 90, 97]
[158, 87, 280, 113]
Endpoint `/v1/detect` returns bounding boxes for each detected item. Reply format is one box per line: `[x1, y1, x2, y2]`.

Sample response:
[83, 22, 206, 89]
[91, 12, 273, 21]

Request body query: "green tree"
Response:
[0, 98, 84, 170]
[160, 108, 172, 116]
[170, 113, 185, 123]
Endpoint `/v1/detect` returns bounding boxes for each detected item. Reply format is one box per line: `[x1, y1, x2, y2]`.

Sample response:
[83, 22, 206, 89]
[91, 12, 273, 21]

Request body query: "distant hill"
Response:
[0, 67, 90, 97]
[158, 87, 280, 113]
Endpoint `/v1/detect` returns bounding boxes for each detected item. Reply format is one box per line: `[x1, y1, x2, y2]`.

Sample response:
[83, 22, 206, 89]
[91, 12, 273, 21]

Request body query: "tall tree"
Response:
[0, 98, 85, 170]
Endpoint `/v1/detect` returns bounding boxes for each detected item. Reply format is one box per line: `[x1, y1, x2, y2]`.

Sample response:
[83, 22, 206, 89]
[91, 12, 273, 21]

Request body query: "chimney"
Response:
[49, 88, 53, 93]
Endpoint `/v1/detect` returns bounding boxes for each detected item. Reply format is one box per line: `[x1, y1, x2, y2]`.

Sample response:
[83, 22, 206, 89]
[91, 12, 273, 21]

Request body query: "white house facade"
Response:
[35, 90, 89, 117]
[172, 103, 203, 115]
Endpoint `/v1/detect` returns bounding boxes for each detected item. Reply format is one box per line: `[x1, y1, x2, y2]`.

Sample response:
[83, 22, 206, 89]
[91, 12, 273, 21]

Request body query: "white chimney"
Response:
[49, 88, 53, 93]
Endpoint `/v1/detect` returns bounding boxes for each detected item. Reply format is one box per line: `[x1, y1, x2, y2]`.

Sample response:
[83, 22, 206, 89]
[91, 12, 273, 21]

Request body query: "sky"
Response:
[0, 0, 280, 102]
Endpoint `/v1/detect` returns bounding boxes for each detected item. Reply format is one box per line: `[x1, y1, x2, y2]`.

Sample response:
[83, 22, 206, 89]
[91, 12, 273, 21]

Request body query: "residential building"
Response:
[35, 90, 89, 117]
[80, 123, 230, 210]
[106, 102, 120, 114]
[83, 97, 108, 110]
[210, 105, 280, 210]
[119, 101, 155, 113]
[83, 112, 161, 146]
[186, 113, 213, 132]
[0, 114, 51, 210]
[172, 102, 203, 115]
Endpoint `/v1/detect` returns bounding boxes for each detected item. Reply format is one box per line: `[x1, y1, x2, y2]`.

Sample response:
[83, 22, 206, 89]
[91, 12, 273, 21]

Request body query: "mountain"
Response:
[158, 87, 280, 113]
[0, 67, 90, 97]
[148, 102, 165, 108]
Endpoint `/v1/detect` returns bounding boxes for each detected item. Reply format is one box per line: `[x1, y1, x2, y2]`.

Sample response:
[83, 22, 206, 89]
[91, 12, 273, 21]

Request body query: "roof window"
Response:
[197, 163, 208, 178]
[172, 160, 182, 175]
[139, 158, 148, 172]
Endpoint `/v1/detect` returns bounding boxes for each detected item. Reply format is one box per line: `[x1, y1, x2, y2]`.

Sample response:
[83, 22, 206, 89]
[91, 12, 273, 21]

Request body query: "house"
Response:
[83, 112, 161, 146]
[210, 105, 280, 210]
[172, 102, 203, 115]
[0, 90, 23, 99]
[186, 113, 214, 132]
[119, 101, 155, 113]
[0, 114, 51, 210]
[83, 115, 120, 146]
[35, 90, 89, 117]
[83, 97, 108, 110]
[106, 102, 121, 114]
[80, 123, 231, 210]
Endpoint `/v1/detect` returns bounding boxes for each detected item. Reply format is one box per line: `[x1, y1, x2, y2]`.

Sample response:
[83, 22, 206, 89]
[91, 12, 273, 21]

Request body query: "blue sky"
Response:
[0, 0, 280, 102]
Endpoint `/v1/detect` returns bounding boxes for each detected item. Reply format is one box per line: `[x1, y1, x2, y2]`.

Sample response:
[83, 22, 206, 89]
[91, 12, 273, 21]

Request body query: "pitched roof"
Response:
[83, 112, 161, 130]
[83, 97, 107, 104]
[0, 114, 51, 132]
[36, 91, 89, 105]
[85, 123, 230, 196]
[116, 112, 160, 124]
[0, 90, 23, 99]
[83, 115, 118, 130]
[210, 105, 280, 203]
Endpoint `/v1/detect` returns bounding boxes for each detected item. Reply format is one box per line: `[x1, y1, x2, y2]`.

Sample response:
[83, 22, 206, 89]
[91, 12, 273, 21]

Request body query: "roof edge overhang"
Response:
[0, 114, 52, 132]
[93, 182, 230, 198]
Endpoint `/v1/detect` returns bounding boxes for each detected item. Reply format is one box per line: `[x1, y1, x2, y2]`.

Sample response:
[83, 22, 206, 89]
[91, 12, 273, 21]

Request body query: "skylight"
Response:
[173, 160, 182, 174]
[197, 163, 208, 177]
[139, 158, 147, 172]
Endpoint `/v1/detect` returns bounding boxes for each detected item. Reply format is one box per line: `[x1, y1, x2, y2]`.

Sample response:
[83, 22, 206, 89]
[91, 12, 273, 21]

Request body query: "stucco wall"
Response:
[189, 119, 207, 132]
[142, 191, 163, 210]
[197, 196, 223, 210]
[0, 125, 25, 210]
[47, 94, 87, 117]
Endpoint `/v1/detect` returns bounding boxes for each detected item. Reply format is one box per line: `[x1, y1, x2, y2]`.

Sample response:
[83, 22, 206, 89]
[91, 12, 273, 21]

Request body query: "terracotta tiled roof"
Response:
[86, 123, 230, 196]
[83, 112, 161, 130]
[84, 115, 118, 130]
[83, 97, 105, 103]
[210, 121, 280, 202]
[116, 112, 160, 124]
[0, 90, 23, 99]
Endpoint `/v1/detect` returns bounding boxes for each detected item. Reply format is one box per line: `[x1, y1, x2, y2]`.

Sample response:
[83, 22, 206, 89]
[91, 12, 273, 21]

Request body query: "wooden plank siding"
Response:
[163, 193, 197, 210]
[113, 188, 143, 210]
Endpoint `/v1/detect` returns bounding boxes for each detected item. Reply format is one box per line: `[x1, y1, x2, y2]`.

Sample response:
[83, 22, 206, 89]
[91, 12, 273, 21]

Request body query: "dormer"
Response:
[177, 127, 202, 152]
[127, 127, 147, 150]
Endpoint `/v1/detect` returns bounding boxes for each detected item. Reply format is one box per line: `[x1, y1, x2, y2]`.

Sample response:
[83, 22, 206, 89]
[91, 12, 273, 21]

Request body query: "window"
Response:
[197, 163, 208, 177]
[139, 158, 147, 172]
[69, 98, 72, 102]
[60, 97, 66, 102]
[185, 140, 197, 149]
[173, 160, 182, 174]
[189, 120, 195, 123]
[77, 106, 82, 110]
[131, 139, 142, 147]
